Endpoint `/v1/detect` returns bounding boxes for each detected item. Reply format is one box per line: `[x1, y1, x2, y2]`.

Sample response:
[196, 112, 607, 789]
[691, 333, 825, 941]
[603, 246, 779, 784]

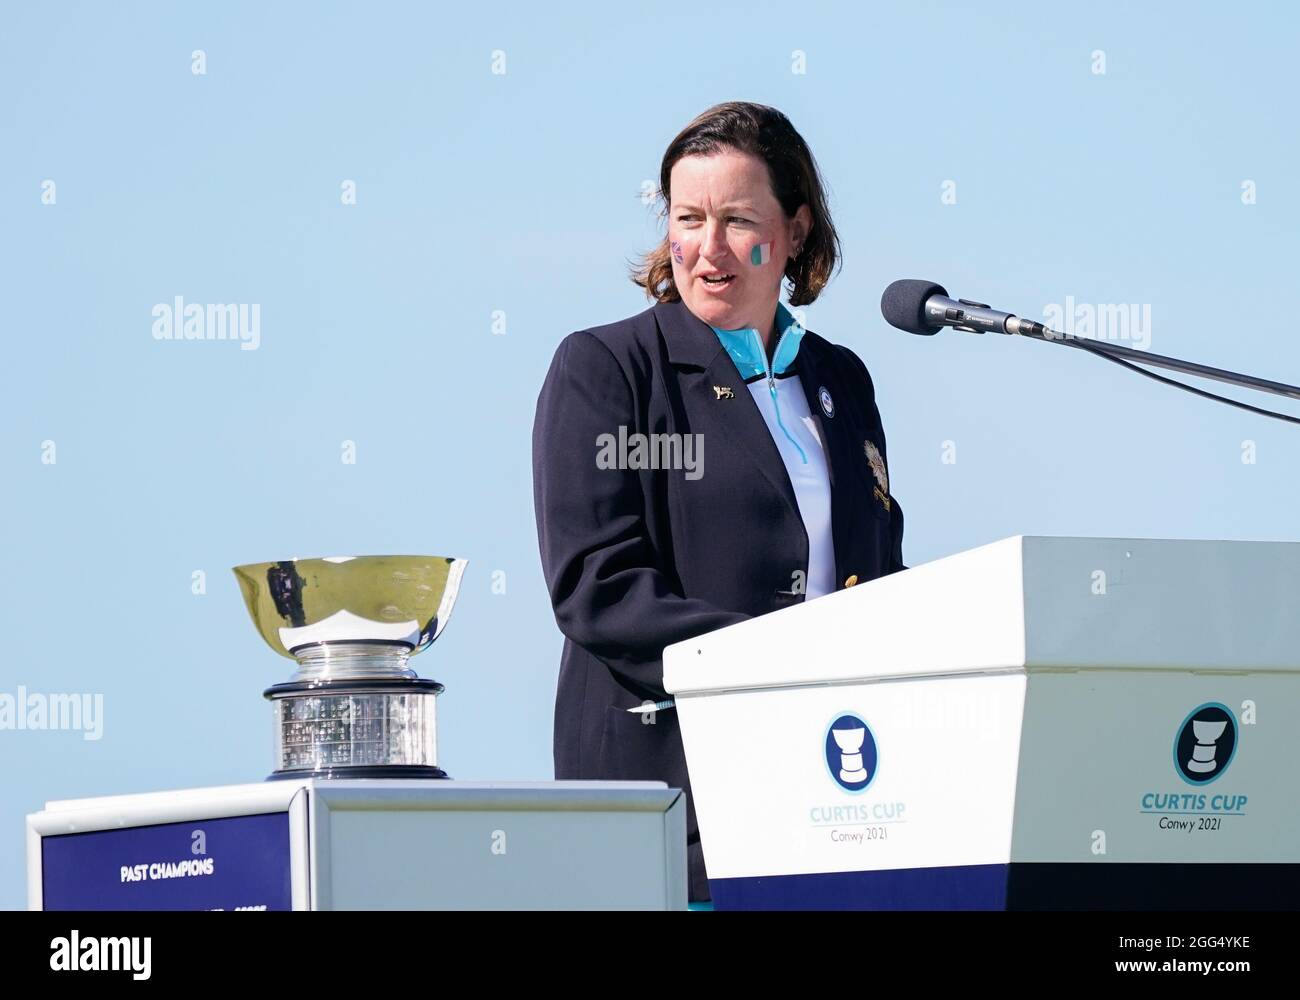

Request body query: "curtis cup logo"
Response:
[824, 713, 878, 793]
[1173, 703, 1238, 785]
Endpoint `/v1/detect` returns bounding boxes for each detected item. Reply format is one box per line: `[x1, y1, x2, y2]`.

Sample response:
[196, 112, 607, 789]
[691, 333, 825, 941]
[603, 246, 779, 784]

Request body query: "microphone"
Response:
[880, 278, 1049, 337]
[877, 277, 1300, 422]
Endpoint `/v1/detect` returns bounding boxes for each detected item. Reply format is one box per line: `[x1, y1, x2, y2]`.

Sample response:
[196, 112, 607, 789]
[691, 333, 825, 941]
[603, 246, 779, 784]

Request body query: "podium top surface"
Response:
[29, 780, 679, 834]
[664, 535, 1300, 695]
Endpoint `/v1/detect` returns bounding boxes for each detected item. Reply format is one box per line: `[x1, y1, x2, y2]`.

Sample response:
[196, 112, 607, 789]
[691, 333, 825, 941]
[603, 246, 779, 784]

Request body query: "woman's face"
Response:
[668, 149, 811, 337]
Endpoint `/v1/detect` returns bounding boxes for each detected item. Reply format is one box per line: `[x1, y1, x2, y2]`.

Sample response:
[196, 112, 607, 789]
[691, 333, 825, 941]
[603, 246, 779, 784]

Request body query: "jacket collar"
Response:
[708, 301, 805, 379]
[657, 298, 805, 374]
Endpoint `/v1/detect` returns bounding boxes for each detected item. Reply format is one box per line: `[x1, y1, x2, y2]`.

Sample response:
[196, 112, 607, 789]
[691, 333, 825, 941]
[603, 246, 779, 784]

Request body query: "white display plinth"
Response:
[28, 779, 687, 910]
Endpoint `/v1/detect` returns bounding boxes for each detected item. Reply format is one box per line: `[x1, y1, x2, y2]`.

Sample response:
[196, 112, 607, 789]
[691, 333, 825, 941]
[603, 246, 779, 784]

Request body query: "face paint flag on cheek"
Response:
[750, 239, 775, 266]
[670, 239, 684, 264]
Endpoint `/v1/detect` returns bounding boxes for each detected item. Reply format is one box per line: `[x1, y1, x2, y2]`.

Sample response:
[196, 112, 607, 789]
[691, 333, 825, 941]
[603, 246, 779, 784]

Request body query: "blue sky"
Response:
[2, 1, 1297, 908]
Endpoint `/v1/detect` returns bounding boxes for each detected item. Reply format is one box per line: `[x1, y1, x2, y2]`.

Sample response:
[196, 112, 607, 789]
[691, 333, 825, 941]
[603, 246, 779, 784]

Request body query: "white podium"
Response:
[28, 780, 687, 910]
[663, 535, 1300, 910]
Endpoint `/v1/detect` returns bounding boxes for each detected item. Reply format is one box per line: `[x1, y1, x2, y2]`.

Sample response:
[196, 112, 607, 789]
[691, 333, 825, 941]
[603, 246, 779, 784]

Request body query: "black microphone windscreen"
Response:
[881, 279, 948, 335]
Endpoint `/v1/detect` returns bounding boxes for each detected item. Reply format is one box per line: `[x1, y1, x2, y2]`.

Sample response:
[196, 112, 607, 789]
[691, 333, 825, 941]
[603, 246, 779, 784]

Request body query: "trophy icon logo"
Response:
[1187, 719, 1228, 773]
[1173, 703, 1238, 785]
[824, 714, 878, 793]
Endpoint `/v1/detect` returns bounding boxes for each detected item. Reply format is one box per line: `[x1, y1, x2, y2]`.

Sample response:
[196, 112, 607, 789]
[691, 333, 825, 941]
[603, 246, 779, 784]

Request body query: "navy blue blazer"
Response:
[531, 297, 905, 901]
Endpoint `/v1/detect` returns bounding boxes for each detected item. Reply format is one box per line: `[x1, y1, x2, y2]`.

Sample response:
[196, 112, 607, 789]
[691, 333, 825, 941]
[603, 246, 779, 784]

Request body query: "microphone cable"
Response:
[1061, 334, 1300, 427]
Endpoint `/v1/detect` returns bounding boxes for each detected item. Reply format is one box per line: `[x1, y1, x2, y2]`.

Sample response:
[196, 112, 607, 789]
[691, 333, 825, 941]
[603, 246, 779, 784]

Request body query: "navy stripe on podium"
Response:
[709, 863, 1300, 910]
[710, 864, 1008, 910]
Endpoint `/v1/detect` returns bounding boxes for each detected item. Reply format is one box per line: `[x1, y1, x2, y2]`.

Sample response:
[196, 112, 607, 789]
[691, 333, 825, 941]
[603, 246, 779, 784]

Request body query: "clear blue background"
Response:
[2, 1, 1297, 909]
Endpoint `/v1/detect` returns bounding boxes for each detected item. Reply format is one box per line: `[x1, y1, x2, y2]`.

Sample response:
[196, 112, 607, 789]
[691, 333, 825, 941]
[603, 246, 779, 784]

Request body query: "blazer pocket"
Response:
[599, 703, 676, 781]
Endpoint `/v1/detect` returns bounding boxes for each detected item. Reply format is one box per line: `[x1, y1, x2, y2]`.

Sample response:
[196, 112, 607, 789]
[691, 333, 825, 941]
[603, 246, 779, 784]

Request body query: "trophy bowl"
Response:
[831, 726, 866, 754]
[233, 555, 468, 781]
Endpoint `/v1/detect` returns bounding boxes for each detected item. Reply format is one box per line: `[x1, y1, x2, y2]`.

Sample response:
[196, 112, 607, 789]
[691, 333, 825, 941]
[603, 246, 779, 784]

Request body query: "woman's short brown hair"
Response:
[630, 101, 841, 308]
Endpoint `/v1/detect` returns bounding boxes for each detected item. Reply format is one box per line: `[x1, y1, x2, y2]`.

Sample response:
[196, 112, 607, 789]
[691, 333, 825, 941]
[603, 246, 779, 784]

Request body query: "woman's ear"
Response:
[791, 204, 813, 258]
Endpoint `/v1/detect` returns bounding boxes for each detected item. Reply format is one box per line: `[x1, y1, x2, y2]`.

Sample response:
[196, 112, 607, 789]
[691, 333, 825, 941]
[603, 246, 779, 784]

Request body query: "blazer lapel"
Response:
[793, 335, 859, 587]
[655, 299, 802, 524]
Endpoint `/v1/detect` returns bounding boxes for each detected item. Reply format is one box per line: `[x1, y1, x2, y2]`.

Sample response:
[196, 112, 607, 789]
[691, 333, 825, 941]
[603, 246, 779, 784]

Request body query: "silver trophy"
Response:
[233, 555, 467, 780]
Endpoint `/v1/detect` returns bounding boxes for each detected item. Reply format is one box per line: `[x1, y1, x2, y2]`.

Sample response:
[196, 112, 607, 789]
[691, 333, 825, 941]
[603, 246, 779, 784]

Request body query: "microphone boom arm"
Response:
[1005, 324, 1300, 403]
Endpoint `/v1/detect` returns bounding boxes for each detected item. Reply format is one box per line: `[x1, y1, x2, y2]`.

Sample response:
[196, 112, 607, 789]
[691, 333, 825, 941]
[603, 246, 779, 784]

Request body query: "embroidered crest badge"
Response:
[863, 439, 891, 511]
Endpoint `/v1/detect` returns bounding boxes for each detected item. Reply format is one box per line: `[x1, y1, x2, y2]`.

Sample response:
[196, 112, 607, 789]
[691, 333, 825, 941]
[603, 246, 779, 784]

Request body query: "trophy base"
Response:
[265, 764, 450, 781]
[264, 678, 447, 776]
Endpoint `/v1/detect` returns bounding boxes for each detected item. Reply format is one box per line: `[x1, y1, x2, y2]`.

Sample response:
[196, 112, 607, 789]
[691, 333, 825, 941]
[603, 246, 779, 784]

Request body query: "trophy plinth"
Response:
[233, 555, 467, 781]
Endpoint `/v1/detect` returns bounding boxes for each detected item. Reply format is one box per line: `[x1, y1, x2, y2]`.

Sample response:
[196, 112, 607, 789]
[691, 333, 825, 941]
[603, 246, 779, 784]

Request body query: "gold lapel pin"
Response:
[713, 385, 735, 400]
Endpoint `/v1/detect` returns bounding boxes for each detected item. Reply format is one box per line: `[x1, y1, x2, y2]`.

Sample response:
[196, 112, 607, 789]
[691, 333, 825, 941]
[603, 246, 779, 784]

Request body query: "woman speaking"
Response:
[531, 101, 905, 905]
